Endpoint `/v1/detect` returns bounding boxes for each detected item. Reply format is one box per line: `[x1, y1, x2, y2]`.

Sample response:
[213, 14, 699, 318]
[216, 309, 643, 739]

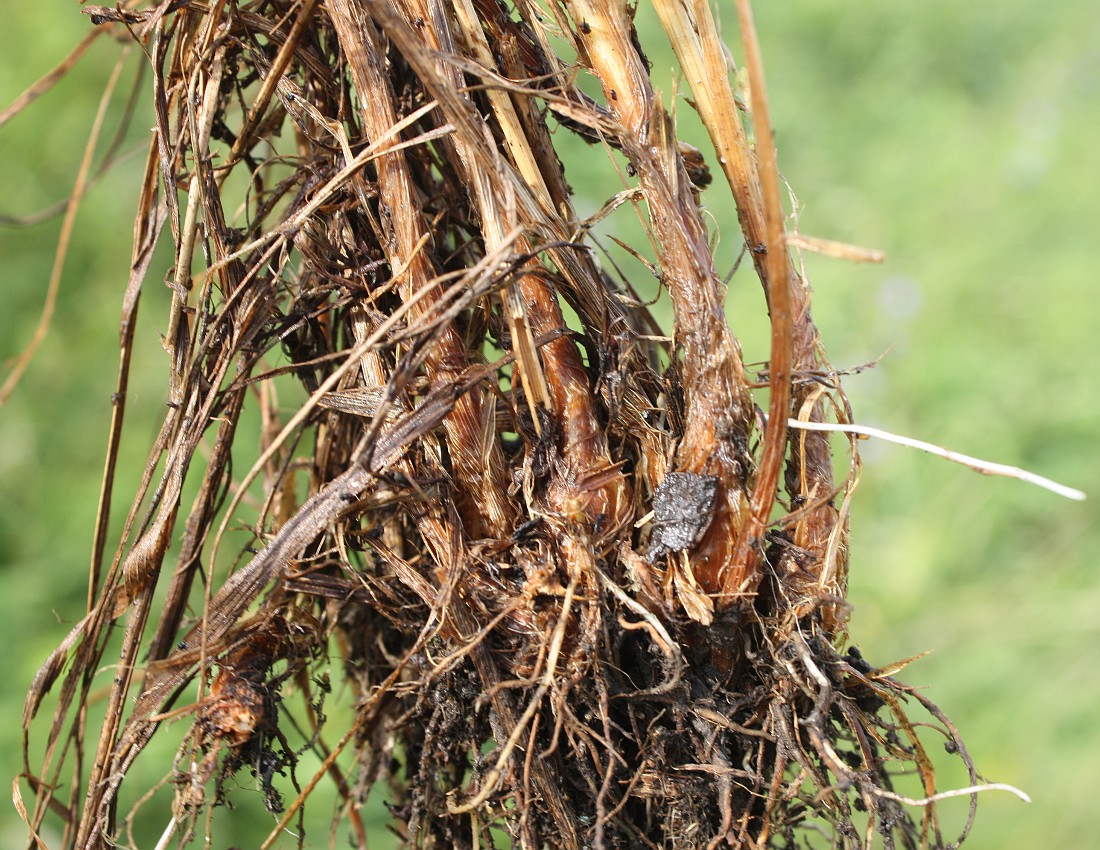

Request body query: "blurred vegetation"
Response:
[2, 0, 1096, 848]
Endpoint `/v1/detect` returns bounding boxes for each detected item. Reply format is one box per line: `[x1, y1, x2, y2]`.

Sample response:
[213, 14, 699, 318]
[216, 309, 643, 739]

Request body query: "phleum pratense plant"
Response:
[15, 0, 998, 847]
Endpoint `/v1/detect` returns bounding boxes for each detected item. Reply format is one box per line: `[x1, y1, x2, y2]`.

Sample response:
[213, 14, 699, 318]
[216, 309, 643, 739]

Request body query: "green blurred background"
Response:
[2, 0, 1096, 847]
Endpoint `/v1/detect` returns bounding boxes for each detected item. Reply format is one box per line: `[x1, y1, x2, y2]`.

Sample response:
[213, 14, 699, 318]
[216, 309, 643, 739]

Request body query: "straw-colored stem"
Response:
[383, 0, 630, 531]
[329, 0, 513, 537]
[652, 0, 843, 596]
[566, 0, 754, 599]
[729, 0, 791, 585]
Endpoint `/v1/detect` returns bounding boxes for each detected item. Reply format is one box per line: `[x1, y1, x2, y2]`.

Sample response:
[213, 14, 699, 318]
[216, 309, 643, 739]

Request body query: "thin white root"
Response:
[153, 816, 178, 850]
[787, 419, 1086, 501]
[872, 782, 1032, 807]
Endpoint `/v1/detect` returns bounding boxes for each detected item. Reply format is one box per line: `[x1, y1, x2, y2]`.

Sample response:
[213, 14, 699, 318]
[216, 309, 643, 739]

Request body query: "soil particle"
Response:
[646, 472, 719, 561]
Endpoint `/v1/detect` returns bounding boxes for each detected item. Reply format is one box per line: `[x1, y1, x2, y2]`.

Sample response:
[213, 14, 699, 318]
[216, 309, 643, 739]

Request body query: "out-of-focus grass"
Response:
[2, 1, 1096, 848]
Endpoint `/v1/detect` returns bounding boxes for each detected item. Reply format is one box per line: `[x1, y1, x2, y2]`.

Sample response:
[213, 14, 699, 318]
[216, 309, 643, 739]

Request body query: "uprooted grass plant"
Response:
[13, 0, 1002, 847]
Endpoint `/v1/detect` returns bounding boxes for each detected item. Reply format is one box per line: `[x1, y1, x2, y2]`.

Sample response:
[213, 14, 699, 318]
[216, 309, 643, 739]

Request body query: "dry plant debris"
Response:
[14, 0, 990, 847]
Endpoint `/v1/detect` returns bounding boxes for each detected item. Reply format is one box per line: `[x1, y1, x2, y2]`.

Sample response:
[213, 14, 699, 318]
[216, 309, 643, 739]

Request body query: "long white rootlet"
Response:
[787, 418, 1086, 501]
